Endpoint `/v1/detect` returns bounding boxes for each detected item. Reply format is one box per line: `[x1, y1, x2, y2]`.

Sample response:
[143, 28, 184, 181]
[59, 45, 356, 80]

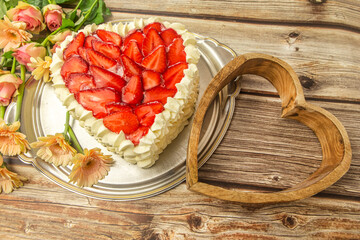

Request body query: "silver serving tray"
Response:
[5, 34, 240, 201]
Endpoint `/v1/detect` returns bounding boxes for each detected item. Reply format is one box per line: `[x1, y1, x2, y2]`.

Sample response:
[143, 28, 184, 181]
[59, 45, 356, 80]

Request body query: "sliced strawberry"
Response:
[135, 102, 164, 127]
[96, 29, 122, 46]
[92, 40, 121, 60]
[90, 65, 126, 92]
[122, 75, 143, 105]
[87, 49, 117, 69]
[63, 32, 85, 60]
[143, 22, 164, 34]
[61, 56, 89, 80]
[84, 35, 97, 48]
[75, 88, 121, 119]
[142, 28, 165, 57]
[167, 38, 186, 66]
[141, 45, 167, 73]
[103, 112, 139, 134]
[127, 126, 149, 145]
[105, 102, 132, 114]
[142, 70, 161, 90]
[66, 73, 95, 93]
[123, 30, 144, 49]
[163, 62, 188, 89]
[123, 40, 143, 64]
[160, 28, 180, 47]
[143, 86, 176, 104]
[121, 55, 142, 78]
[78, 47, 87, 61]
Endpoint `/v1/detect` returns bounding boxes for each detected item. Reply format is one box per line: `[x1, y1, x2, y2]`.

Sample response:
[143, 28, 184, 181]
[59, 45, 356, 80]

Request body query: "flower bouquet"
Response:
[0, 0, 113, 193]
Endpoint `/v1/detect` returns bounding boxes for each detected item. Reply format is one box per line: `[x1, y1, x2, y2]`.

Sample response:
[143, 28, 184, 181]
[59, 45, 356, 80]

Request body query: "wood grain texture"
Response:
[106, 12, 360, 102]
[0, 164, 359, 240]
[199, 94, 360, 197]
[104, 0, 360, 31]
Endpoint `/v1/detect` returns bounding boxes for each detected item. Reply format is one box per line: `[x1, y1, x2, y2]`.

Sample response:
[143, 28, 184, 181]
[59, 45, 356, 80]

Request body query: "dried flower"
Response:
[0, 119, 30, 156]
[69, 148, 113, 187]
[30, 133, 76, 167]
[0, 74, 23, 106]
[0, 155, 27, 194]
[12, 43, 46, 71]
[28, 56, 52, 82]
[0, 69, 11, 75]
[0, 16, 32, 52]
[7, 1, 46, 34]
[43, 4, 64, 32]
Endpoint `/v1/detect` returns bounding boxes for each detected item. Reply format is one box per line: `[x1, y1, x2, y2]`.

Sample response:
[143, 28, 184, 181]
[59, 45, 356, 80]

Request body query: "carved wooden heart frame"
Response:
[186, 53, 352, 204]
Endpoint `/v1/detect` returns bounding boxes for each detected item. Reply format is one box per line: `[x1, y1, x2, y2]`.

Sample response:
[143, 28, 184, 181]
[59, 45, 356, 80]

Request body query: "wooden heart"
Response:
[186, 53, 352, 204]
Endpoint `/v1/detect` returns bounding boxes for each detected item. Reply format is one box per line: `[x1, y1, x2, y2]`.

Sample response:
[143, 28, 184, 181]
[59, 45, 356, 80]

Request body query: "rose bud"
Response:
[0, 74, 23, 106]
[12, 43, 46, 71]
[43, 4, 64, 32]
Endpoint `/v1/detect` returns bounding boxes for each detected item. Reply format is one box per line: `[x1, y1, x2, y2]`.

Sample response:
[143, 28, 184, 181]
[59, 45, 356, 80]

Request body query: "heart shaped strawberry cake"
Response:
[50, 18, 200, 168]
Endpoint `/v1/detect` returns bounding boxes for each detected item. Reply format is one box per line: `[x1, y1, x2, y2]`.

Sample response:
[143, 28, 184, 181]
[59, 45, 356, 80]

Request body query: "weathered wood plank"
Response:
[0, 164, 359, 239]
[105, 12, 360, 102]
[199, 93, 360, 197]
[104, 0, 360, 31]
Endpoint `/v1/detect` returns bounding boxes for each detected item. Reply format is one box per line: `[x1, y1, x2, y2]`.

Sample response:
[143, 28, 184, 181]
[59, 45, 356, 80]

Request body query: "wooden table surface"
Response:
[1, 0, 360, 239]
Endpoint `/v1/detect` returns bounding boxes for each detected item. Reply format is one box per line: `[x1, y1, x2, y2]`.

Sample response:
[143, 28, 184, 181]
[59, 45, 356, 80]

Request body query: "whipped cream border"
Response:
[50, 18, 200, 168]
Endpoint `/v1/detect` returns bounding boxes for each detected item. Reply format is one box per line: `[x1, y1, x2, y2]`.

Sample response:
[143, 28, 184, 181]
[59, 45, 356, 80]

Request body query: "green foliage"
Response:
[4, 0, 19, 9]
[0, 1, 7, 19]
[26, 0, 49, 9]
[79, 0, 111, 25]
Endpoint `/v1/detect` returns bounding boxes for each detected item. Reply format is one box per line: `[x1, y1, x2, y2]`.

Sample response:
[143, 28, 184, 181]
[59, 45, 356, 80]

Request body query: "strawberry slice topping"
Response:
[167, 38, 186, 66]
[121, 55, 142, 78]
[123, 30, 144, 49]
[142, 70, 161, 90]
[123, 40, 143, 64]
[135, 102, 164, 127]
[63, 32, 85, 60]
[92, 40, 121, 60]
[105, 102, 132, 114]
[143, 86, 177, 104]
[90, 65, 126, 93]
[163, 62, 188, 89]
[127, 126, 149, 145]
[87, 49, 117, 69]
[75, 88, 121, 119]
[62, 24, 191, 144]
[161, 28, 180, 47]
[141, 45, 167, 73]
[103, 112, 139, 134]
[66, 73, 95, 93]
[122, 75, 143, 105]
[142, 28, 164, 57]
[96, 29, 122, 46]
[84, 35, 97, 48]
[61, 56, 89, 80]
[143, 22, 164, 34]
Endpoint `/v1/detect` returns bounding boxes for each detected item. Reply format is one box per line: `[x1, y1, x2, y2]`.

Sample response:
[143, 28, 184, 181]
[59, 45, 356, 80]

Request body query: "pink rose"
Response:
[12, 43, 46, 71]
[0, 74, 23, 106]
[43, 4, 64, 32]
[7, 1, 45, 34]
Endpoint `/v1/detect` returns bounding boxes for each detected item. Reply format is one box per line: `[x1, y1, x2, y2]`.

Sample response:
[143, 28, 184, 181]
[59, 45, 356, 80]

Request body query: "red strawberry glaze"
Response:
[60, 23, 189, 145]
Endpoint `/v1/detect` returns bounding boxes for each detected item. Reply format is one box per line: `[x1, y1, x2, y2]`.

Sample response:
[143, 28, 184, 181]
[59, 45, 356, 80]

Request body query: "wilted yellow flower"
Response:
[0, 69, 11, 75]
[30, 133, 76, 167]
[69, 148, 113, 187]
[0, 16, 32, 52]
[28, 56, 52, 82]
[0, 155, 27, 194]
[0, 119, 30, 156]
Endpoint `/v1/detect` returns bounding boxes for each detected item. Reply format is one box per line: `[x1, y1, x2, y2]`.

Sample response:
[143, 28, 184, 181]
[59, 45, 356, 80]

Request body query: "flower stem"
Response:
[41, 27, 62, 46]
[73, 0, 84, 13]
[74, 0, 99, 32]
[14, 65, 26, 122]
[0, 107, 5, 119]
[68, 125, 84, 154]
[11, 57, 16, 74]
[63, 111, 70, 141]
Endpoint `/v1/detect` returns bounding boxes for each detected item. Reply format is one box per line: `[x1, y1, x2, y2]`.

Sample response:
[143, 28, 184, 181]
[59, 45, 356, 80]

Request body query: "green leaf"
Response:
[60, 17, 75, 29]
[55, 0, 74, 4]
[0, 1, 7, 19]
[79, 0, 111, 25]
[26, 0, 49, 9]
[4, 0, 19, 9]
[2, 51, 14, 59]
